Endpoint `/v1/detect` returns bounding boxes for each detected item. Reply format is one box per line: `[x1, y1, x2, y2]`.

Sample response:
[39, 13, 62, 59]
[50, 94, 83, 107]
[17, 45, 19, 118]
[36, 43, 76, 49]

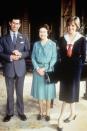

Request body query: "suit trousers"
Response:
[5, 75, 25, 115]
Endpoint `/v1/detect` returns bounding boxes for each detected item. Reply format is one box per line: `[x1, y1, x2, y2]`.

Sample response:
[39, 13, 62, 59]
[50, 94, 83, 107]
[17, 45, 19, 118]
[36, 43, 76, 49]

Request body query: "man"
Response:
[0, 17, 29, 122]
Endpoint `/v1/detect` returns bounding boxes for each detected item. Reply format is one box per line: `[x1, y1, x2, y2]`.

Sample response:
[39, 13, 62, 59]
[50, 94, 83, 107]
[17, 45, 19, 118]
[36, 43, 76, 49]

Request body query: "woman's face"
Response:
[39, 27, 48, 40]
[67, 21, 77, 35]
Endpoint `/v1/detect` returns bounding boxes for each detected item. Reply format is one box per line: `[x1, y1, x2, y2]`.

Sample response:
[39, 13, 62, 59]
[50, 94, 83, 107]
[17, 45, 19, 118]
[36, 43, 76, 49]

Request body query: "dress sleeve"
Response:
[49, 42, 57, 70]
[81, 37, 86, 64]
[31, 42, 39, 70]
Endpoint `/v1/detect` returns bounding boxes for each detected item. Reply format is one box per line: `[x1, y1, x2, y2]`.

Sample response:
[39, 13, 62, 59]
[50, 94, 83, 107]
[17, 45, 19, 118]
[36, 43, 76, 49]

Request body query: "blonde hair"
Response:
[66, 16, 80, 30]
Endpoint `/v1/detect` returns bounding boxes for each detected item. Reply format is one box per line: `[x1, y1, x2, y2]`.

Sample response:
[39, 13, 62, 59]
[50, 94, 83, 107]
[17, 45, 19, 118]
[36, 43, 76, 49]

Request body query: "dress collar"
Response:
[64, 32, 83, 45]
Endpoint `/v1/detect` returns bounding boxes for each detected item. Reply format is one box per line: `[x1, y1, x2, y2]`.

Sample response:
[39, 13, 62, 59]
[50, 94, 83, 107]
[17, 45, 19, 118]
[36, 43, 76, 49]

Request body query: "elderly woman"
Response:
[31, 24, 57, 121]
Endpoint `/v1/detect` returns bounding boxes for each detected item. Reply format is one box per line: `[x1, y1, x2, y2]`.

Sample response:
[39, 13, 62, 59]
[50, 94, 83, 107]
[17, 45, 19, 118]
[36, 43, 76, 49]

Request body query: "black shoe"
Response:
[63, 118, 70, 123]
[18, 114, 27, 121]
[3, 114, 13, 122]
[64, 115, 76, 123]
[45, 116, 50, 121]
[83, 95, 87, 100]
[37, 114, 42, 120]
[57, 127, 63, 131]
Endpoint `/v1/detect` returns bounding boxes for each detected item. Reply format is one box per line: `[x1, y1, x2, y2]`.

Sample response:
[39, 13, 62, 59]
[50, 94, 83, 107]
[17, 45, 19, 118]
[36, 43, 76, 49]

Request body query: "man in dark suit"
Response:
[0, 17, 29, 122]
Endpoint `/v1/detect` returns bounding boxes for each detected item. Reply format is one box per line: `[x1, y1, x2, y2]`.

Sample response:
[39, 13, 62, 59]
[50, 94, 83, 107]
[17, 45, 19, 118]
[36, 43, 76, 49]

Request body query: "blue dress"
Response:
[31, 39, 57, 100]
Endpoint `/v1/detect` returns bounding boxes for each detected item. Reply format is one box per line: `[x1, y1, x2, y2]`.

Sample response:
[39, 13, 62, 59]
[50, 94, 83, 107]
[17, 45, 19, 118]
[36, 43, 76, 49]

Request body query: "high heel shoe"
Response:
[37, 114, 42, 120]
[45, 115, 50, 121]
[57, 127, 63, 131]
[58, 118, 63, 131]
[64, 115, 76, 123]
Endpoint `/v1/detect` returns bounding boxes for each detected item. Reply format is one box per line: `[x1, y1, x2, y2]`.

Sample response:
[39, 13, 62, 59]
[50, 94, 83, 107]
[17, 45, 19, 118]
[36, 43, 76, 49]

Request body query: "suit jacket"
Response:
[0, 32, 29, 77]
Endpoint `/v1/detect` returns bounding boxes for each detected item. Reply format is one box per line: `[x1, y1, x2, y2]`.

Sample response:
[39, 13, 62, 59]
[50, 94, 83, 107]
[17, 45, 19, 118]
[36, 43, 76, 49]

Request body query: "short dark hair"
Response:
[39, 24, 51, 36]
[9, 16, 21, 23]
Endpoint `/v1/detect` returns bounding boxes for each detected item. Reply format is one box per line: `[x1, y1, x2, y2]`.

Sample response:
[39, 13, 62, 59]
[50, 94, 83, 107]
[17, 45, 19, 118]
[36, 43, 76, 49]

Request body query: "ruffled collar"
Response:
[64, 32, 83, 45]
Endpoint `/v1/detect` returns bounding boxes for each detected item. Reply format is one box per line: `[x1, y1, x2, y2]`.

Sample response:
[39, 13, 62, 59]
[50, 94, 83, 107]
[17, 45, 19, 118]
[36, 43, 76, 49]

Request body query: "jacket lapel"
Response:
[14, 33, 24, 50]
[6, 34, 15, 51]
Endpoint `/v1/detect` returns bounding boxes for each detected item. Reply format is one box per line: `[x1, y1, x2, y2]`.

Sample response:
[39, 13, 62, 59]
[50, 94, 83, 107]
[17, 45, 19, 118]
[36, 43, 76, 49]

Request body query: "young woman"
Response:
[57, 16, 86, 131]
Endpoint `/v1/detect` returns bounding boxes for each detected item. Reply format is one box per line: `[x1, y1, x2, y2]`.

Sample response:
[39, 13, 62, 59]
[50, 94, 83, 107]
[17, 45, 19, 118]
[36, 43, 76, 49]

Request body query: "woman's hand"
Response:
[36, 68, 45, 76]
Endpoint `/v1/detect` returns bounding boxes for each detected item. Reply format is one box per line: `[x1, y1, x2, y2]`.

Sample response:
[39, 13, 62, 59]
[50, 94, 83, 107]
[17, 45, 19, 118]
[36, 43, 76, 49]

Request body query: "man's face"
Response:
[9, 19, 21, 32]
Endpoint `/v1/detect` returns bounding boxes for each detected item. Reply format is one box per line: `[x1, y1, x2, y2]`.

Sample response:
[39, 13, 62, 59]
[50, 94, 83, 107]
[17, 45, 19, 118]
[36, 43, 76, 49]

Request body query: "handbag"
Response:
[45, 60, 62, 84]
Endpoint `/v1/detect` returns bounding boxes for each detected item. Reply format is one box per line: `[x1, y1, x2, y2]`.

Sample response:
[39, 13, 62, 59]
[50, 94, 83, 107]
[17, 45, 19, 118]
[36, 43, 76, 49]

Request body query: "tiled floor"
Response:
[0, 72, 87, 131]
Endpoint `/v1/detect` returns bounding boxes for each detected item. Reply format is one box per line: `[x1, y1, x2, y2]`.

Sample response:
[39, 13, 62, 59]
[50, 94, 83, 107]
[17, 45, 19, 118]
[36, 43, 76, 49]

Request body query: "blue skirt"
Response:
[31, 71, 56, 100]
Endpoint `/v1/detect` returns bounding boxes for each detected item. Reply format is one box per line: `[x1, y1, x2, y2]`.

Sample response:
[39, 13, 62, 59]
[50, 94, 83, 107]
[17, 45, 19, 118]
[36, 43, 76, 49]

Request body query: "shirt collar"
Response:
[10, 30, 18, 38]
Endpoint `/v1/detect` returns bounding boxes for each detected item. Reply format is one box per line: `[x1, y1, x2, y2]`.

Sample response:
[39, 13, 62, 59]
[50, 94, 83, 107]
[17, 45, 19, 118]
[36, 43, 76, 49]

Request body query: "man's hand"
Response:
[10, 54, 20, 61]
[12, 50, 22, 58]
[10, 50, 22, 61]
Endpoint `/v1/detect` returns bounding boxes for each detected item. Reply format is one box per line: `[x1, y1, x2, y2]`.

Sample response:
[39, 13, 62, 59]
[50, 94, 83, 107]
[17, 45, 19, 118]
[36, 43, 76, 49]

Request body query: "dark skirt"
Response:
[59, 64, 82, 103]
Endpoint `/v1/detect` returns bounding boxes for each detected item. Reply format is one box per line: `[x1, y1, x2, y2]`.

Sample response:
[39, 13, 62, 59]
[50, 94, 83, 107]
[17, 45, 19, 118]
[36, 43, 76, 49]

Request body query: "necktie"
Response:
[67, 44, 73, 57]
[13, 33, 16, 45]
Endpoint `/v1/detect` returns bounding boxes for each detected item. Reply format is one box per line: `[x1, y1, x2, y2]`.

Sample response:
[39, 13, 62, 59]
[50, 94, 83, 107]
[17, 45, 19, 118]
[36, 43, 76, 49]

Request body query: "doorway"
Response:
[0, 0, 61, 48]
[29, 0, 61, 45]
